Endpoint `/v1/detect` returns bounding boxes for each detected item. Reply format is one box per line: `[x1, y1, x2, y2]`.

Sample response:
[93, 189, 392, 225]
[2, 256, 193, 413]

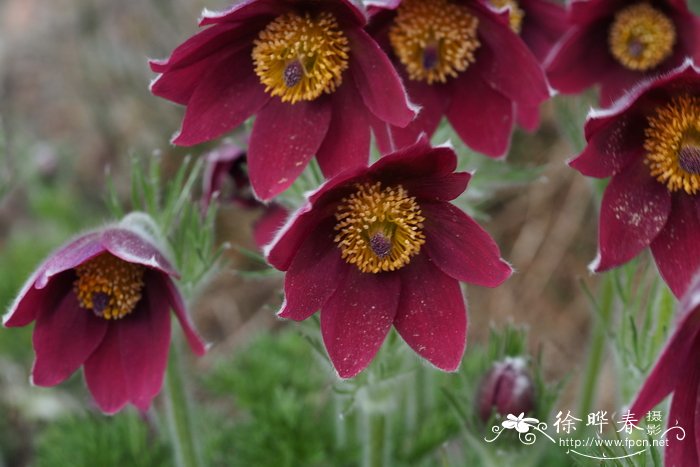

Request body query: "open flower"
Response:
[265, 137, 512, 378]
[569, 60, 700, 298]
[366, 0, 550, 156]
[546, 0, 700, 105]
[202, 142, 288, 248]
[629, 273, 700, 466]
[3, 216, 206, 414]
[151, 0, 416, 200]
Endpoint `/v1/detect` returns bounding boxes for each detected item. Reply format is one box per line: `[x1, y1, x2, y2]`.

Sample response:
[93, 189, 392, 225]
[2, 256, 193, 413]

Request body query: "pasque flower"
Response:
[629, 273, 700, 466]
[546, 0, 700, 105]
[366, 0, 550, 157]
[202, 142, 288, 248]
[151, 0, 416, 200]
[265, 137, 512, 378]
[569, 60, 700, 298]
[476, 357, 535, 422]
[3, 216, 206, 414]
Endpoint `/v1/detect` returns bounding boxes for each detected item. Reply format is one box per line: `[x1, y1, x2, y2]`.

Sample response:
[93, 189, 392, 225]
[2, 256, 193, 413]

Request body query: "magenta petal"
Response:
[118, 276, 171, 412]
[629, 307, 700, 421]
[570, 112, 646, 178]
[102, 228, 178, 277]
[347, 28, 416, 128]
[35, 232, 103, 288]
[390, 79, 451, 150]
[160, 275, 206, 356]
[516, 104, 541, 132]
[545, 24, 614, 95]
[84, 327, 129, 415]
[446, 71, 514, 158]
[4, 271, 73, 328]
[149, 23, 249, 73]
[248, 98, 332, 200]
[592, 161, 671, 272]
[279, 220, 349, 321]
[31, 291, 108, 387]
[316, 73, 371, 178]
[394, 254, 466, 371]
[665, 340, 700, 467]
[151, 55, 224, 106]
[519, 0, 566, 63]
[198, 0, 283, 26]
[253, 204, 289, 250]
[422, 202, 512, 287]
[651, 195, 700, 298]
[371, 139, 470, 201]
[473, 6, 549, 106]
[172, 49, 269, 146]
[321, 268, 400, 378]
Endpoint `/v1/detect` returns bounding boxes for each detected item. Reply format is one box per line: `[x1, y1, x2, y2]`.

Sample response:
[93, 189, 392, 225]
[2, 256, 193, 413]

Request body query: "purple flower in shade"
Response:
[150, 0, 417, 201]
[476, 357, 535, 422]
[265, 137, 512, 378]
[202, 142, 258, 210]
[365, 0, 550, 157]
[3, 217, 206, 414]
[569, 60, 700, 298]
[629, 273, 700, 466]
[546, 0, 700, 105]
[201, 142, 289, 249]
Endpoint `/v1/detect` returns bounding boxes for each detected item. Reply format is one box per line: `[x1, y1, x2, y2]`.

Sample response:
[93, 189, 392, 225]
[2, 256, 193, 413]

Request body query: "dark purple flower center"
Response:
[627, 39, 644, 58]
[74, 253, 145, 320]
[91, 292, 110, 317]
[422, 44, 439, 71]
[679, 145, 700, 175]
[283, 60, 304, 88]
[369, 233, 392, 258]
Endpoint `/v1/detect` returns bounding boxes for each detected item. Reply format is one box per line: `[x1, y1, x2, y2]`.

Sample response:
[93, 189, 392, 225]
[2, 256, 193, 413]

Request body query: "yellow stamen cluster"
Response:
[608, 3, 676, 71]
[74, 253, 145, 320]
[389, 0, 480, 84]
[252, 11, 350, 104]
[334, 182, 426, 274]
[490, 0, 525, 34]
[645, 95, 700, 194]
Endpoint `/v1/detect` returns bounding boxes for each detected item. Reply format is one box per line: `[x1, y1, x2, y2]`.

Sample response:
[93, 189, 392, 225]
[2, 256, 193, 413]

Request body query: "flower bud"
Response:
[476, 357, 535, 422]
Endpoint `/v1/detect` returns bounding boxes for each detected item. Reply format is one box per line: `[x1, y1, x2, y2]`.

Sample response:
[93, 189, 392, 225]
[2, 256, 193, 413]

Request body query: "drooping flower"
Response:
[151, 0, 416, 200]
[569, 60, 700, 298]
[546, 0, 700, 105]
[366, 0, 550, 157]
[202, 142, 289, 249]
[629, 273, 700, 466]
[3, 215, 206, 414]
[476, 357, 535, 422]
[265, 137, 512, 378]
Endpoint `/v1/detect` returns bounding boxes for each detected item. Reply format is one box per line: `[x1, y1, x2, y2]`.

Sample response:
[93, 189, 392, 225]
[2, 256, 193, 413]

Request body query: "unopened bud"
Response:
[476, 357, 535, 422]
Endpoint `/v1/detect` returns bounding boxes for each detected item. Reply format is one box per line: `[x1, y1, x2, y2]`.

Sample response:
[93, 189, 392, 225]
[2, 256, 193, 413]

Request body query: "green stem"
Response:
[364, 410, 389, 467]
[164, 338, 202, 467]
[578, 275, 615, 422]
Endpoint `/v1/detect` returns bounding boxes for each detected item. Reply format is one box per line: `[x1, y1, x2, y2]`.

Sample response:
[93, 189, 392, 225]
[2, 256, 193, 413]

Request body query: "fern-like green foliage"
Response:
[34, 412, 170, 467]
[201, 330, 357, 467]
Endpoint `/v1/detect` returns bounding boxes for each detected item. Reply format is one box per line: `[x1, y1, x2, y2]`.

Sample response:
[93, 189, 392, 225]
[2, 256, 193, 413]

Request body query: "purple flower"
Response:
[629, 273, 700, 466]
[476, 357, 535, 422]
[569, 60, 700, 297]
[546, 0, 700, 105]
[151, 0, 416, 200]
[3, 218, 206, 414]
[367, 0, 551, 156]
[265, 137, 512, 378]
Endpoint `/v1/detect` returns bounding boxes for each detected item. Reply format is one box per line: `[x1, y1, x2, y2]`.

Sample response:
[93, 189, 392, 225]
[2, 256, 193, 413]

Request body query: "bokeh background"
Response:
[2, 0, 696, 465]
